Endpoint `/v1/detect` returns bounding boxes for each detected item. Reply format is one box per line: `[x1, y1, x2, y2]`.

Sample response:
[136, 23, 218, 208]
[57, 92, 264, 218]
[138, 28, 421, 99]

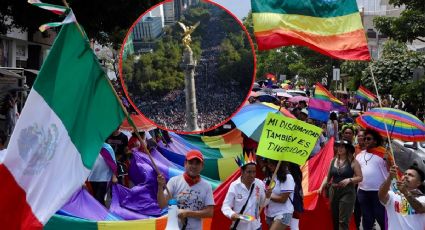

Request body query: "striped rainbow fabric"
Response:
[162, 129, 243, 181]
[44, 214, 211, 230]
[314, 82, 344, 106]
[42, 130, 244, 229]
[251, 0, 370, 60]
[355, 85, 376, 102]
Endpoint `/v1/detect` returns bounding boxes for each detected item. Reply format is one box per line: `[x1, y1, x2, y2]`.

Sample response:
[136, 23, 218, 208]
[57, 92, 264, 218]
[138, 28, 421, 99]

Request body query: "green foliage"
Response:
[124, 2, 253, 99]
[361, 40, 425, 108]
[374, 0, 425, 43]
[340, 61, 369, 91]
[214, 11, 255, 87]
[127, 37, 185, 99]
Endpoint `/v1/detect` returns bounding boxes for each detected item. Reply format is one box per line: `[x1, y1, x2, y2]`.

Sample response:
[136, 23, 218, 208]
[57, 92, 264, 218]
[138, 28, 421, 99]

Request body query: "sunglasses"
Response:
[365, 137, 373, 141]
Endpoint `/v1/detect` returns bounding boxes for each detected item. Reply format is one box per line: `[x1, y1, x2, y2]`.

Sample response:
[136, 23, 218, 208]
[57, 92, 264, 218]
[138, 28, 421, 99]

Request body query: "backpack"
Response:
[289, 181, 304, 213]
[288, 163, 304, 213]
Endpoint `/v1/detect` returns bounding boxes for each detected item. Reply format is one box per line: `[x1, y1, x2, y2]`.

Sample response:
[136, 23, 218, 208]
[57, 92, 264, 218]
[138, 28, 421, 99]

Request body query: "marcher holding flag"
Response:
[264, 159, 295, 230]
[378, 164, 425, 229]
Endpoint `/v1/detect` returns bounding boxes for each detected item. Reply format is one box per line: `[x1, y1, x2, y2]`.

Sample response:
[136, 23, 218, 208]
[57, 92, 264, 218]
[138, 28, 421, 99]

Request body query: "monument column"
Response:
[180, 47, 199, 131]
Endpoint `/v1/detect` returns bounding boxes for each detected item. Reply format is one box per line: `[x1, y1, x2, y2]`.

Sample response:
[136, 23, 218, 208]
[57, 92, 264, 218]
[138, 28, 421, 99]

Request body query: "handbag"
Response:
[230, 183, 255, 230]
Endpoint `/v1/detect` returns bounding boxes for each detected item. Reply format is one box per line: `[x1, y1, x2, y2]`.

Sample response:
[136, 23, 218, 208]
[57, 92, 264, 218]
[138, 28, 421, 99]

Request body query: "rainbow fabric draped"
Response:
[251, 0, 370, 60]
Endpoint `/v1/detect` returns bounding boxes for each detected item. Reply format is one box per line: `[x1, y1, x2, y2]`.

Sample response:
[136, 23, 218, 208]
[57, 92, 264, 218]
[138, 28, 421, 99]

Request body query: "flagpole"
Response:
[259, 160, 281, 214]
[61, 0, 170, 193]
[369, 63, 397, 168]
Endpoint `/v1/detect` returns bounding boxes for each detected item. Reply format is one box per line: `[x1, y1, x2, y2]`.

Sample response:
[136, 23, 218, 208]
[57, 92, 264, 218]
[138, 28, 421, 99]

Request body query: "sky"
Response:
[211, 0, 371, 20]
[211, 0, 251, 20]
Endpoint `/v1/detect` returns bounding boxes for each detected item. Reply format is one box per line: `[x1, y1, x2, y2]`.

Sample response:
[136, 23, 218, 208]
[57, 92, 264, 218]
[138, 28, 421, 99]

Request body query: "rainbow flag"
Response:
[314, 82, 344, 107]
[163, 130, 243, 181]
[251, 0, 370, 60]
[355, 85, 376, 103]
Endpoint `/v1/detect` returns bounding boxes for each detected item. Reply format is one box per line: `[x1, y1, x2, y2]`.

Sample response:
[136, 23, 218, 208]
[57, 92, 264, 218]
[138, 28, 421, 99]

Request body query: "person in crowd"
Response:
[327, 112, 339, 141]
[297, 101, 307, 110]
[378, 164, 425, 229]
[283, 100, 292, 110]
[318, 140, 363, 230]
[355, 128, 389, 230]
[88, 143, 118, 206]
[307, 118, 326, 159]
[354, 129, 366, 156]
[157, 150, 214, 229]
[242, 132, 258, 154]
[291, 107, 301, 118]
[264, 160, 295, 230]
[298, 109, 308, 122]
[222, 152, 272, 230]
[0, 131, 6, 150]
[353, 128, 365, 229]
[341, 124, 356, 143]
[106, 127, 129, 185]
[128, 131, 147, 152]
[3, 91, 19, 136]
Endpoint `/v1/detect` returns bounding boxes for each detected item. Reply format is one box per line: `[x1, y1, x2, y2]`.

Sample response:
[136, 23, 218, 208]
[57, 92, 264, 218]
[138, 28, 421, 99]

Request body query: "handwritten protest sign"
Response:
[257, 113, 322, 165]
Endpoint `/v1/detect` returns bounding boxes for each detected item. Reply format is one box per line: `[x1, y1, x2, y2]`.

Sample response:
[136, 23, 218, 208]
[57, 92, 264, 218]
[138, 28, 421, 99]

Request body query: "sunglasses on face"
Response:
[365, 137, 373, 141]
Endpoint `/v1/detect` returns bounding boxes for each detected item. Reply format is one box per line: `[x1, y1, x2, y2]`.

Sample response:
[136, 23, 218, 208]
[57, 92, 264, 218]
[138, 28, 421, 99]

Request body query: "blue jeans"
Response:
[357, 189, 385, 230]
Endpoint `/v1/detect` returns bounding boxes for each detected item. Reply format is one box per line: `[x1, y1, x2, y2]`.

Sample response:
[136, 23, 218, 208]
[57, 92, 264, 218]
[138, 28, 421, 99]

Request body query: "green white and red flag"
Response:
[0, 21, 125, 230]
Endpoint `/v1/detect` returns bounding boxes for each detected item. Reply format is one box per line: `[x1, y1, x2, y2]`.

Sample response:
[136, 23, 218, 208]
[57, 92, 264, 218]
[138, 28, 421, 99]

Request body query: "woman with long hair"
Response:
[327, 112, 339, 141]
[264, 160, 295, 230]
[319, 141, 363, 230]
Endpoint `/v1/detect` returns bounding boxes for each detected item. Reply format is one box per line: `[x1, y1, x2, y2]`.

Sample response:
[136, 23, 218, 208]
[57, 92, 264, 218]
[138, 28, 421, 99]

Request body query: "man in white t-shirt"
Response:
[378, 164, 425, 230]
[157, 150, 214, 229]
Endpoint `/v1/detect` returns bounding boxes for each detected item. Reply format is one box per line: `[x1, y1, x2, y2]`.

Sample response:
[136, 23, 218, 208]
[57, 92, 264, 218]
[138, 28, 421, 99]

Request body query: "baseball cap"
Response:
[186, 150, 204, 162]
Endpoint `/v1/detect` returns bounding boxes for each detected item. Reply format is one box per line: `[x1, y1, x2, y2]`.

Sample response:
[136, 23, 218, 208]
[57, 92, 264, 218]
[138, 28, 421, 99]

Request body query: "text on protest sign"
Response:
[257, 113, 322, 165]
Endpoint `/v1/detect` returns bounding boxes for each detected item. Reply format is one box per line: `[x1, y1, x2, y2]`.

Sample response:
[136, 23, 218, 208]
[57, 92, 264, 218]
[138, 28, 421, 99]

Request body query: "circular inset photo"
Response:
[119, 0, 255, 134]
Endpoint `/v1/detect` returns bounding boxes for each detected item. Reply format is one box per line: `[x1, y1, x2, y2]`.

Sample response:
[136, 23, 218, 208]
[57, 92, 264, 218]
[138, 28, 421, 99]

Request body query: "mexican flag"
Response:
[0, 23, 125, 229]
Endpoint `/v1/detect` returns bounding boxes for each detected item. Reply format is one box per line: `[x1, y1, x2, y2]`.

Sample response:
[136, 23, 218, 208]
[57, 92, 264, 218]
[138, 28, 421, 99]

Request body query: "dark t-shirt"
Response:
[107, 132, 129, 161]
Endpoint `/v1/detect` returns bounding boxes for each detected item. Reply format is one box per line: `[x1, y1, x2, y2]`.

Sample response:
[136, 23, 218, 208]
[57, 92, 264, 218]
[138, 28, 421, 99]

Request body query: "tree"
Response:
[361, 40, 425, 110]
[1, 0, 160, 48]
[340, 61, 368, 91]
[374, 0, 425, 43]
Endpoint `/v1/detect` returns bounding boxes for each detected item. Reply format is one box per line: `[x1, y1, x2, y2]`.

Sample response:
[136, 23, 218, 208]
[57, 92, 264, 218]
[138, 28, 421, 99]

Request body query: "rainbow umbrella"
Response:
[356, 107, 425, 142]
[231, 103, 295, 142]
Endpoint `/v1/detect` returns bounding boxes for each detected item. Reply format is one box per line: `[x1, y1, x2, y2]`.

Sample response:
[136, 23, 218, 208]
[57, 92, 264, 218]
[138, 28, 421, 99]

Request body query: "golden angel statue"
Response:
[177, 21, 200, 48]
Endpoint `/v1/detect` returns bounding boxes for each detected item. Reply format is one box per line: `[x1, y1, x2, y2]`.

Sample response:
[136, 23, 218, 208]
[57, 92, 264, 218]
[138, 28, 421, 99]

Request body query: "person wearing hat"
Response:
[378, 164, 425, 229]
[318, 140, 363, 230]
[157, 149, 214, 229]
[221, 152, 272, 230]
